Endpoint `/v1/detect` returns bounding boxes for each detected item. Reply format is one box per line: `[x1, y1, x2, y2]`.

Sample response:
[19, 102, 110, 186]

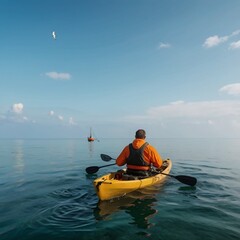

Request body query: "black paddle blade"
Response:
[100, 154, 114, 161]
[175, 175, 197, 186]
[85, 166, 99, 174]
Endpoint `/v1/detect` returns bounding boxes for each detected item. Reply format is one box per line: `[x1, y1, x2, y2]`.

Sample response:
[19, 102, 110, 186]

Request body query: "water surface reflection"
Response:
[14, 140, 25, 173]
[94, 190, 158, 231]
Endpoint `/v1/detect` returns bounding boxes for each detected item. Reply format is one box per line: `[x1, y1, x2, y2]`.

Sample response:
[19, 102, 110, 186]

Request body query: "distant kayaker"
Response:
[116, 129, 163, 176]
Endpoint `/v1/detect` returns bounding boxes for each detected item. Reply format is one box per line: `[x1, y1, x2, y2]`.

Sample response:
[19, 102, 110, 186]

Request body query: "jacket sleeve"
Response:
[116, 146, 130, 166]
[147, 145, 163, 168]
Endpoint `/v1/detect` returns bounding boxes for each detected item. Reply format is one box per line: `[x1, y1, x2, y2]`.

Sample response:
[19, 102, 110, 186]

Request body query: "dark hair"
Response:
[135, 129, 146, 139]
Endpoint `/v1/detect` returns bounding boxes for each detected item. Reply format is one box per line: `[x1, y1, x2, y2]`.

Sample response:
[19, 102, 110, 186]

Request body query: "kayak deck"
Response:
[93, 159, 172, 201]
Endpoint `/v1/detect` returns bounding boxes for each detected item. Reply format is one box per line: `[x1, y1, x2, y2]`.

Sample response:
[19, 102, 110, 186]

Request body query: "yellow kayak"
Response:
[93, 159, 172, 201]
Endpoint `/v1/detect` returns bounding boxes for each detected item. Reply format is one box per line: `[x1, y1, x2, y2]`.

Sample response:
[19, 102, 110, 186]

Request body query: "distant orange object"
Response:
[88, 137, 95, 142]
[87, 128, 95, 142]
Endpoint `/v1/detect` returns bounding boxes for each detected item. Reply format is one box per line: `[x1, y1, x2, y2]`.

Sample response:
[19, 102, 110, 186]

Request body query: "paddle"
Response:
[85, 163, 116, 174]
[100, 154, 197, 186]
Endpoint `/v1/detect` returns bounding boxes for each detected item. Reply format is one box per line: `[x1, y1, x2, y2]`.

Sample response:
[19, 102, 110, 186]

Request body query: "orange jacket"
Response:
[116, 139, 163, 170]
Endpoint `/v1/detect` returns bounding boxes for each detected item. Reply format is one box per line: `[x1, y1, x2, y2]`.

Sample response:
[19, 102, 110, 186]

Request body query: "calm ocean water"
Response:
[0, 138, 239, 240]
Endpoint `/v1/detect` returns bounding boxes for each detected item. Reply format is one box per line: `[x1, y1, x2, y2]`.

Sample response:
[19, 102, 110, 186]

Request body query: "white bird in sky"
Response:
[52, 31, 56, 40]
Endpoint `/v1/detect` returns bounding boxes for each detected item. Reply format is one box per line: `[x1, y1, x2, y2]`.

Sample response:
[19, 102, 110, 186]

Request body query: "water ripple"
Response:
[39, 203, 95, 230]
[27, 186, 98, 233]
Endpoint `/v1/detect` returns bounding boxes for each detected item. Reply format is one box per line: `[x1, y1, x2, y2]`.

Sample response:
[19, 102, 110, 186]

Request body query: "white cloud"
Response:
[203, 29, 240, 49]
[12, 103, 24, 114]
[231, 29, 240, 36]
[120, 100, 240, 136]
[203, 35, 228, 48]
[124, 100, 240, 123]
[208, 120, 214, 125]
[170, 100, 185, 105]
[69, 117, 77, 125]
[23, 116, 28, 121]
[49, 110, 75, 125]
[46, 71, 71, 80]
[0, 102, 34, 123]
[58, 115, 64, 121]
[49, 110, 55, 116]
[148, 101, 240, 118]
[158, 42, 171, 49]
[229, 40, 240, 49]
[219, 83, 240, 95]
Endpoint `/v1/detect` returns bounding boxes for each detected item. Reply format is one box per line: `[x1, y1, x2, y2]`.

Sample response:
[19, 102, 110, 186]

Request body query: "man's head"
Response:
[135, 129, 146, 139]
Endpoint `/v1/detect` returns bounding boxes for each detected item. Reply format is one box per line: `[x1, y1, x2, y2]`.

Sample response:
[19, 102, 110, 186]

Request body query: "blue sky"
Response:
[1, 0, 240, 138]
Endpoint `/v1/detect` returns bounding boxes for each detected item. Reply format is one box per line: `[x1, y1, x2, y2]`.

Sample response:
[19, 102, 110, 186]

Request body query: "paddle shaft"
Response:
[85, 163, 116, 174]
[98, 163, 116, 169]
[159, 172, 176, 178]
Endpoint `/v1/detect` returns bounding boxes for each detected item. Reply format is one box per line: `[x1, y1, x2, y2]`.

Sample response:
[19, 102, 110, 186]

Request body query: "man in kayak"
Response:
[116, 129, 163, 176]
